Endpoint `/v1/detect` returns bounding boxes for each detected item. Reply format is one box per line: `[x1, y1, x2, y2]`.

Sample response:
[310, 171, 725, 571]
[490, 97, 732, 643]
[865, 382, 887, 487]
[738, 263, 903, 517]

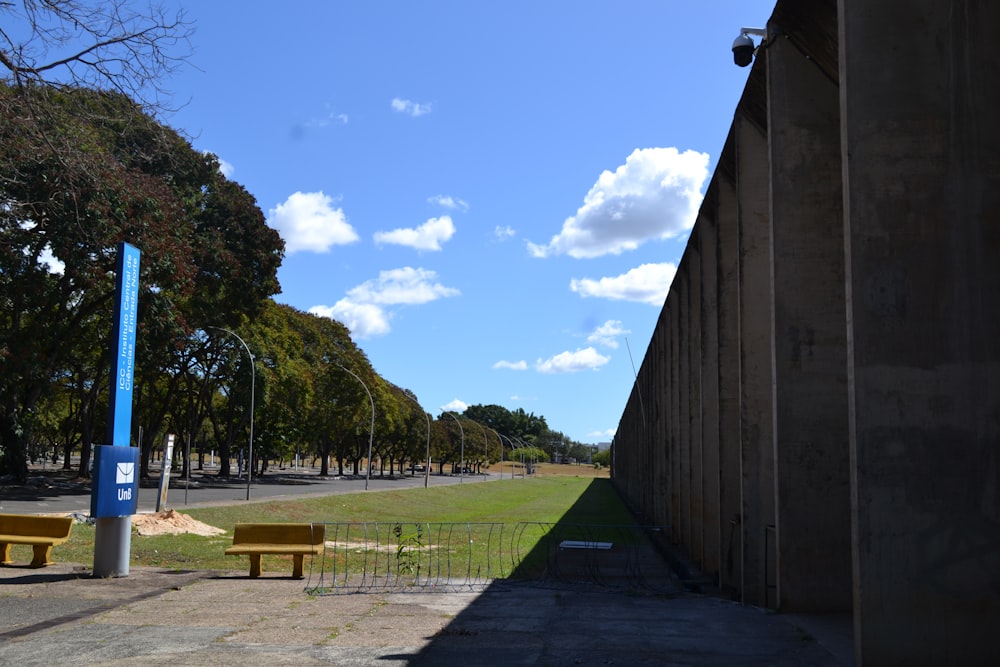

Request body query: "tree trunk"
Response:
[0, 416, 28, 483]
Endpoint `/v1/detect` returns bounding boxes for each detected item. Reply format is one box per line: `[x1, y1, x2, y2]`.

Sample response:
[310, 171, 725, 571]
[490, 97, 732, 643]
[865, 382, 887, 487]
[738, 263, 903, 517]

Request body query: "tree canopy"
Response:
[0, 83, 283, 480]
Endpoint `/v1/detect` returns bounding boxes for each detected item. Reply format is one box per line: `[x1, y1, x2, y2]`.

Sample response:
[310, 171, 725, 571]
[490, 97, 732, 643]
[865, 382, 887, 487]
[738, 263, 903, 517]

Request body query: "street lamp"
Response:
[207, 326, 255, 501]
[442, 411, 464, 483]
[474, 421, 489, 480]
[514, 436, 532, 475]
[393, 384, 431, 488]
[501, 434, 522, 478]
[497, 433, 513, 480]
[487, 428, 502, 479]
[338, 364, 375, 491]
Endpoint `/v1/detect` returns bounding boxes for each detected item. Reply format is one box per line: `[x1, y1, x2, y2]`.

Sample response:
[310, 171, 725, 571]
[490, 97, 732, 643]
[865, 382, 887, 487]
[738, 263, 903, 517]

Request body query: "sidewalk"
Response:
[0, 562, 851, 666]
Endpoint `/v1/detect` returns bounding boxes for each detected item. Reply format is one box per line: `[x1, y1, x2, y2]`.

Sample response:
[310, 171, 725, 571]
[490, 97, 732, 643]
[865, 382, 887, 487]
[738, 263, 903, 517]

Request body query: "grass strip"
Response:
[51, 476, 636, 572]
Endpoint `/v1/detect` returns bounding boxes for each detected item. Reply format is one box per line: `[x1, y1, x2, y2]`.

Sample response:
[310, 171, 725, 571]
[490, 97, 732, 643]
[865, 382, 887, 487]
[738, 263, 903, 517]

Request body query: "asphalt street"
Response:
[0, 464, 506, 516]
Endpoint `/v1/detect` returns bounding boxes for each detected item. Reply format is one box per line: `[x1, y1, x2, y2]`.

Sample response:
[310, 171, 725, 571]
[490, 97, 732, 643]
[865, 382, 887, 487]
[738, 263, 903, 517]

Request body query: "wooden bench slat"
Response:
[225, 545, 322, 555]
[0, 535, 71, 546]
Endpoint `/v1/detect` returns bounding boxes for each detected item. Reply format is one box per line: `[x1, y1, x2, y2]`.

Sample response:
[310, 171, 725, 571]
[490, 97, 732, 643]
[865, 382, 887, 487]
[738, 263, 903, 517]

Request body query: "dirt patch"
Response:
[532, 463, 609, 478]
[132, 509, 227, 537]
[328, 540, 440, 553]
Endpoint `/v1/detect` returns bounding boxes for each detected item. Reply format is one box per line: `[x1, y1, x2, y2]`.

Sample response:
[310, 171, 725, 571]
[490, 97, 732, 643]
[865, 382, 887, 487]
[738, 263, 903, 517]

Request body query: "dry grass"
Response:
[505, 461, 609, 479]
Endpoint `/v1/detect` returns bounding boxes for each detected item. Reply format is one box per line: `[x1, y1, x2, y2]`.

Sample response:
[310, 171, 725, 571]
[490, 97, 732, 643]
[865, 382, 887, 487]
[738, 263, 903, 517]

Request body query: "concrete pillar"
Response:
[677, 268, 692, 551]
[669, 290, 682, 543]
[687, 239, 704, 566]
[639, 344, 653, 521]
[716, 149, 743, 599]
[699, 203, 722, 581]
[735, 110, 775, 608]
[840, 1, 1000, 662]
[655, 308, 671, 530]
[766, 31, 852, 611]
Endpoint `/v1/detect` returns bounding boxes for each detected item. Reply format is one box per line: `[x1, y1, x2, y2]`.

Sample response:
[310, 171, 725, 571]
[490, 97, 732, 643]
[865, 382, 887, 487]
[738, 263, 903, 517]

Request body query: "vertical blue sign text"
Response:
[107, 242, 141, 448]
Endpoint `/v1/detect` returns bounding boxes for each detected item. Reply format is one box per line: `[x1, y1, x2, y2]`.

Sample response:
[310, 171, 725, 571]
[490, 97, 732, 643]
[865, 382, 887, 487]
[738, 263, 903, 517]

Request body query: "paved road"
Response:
[0, 465, 507, 516]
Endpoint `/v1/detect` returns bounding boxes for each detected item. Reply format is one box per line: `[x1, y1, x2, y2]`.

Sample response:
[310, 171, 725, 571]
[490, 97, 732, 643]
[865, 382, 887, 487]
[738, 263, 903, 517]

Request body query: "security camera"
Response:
[732, 27, 767, 67]
[732, 33, 755, 67]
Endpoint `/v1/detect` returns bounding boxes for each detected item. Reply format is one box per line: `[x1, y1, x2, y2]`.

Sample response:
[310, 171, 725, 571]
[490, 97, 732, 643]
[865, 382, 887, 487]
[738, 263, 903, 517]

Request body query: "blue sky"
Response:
[165, 1, 775, 444]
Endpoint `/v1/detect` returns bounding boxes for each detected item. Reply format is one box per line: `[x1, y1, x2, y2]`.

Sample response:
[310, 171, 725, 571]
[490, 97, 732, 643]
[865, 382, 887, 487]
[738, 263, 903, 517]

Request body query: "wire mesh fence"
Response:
[304, 521, 676, 595]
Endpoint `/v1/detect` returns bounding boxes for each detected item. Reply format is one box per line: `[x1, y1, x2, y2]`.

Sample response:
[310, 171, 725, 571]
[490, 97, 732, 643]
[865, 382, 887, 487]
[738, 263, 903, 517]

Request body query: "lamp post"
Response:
[421, 408, 431, 487]
[208, 326, 255, 501]
[474, 421, 489, 480]
[393, 384, 431, 488]
[501, 434, 520, 478]
[487, 428, 502, 480]
[442, 411, 464, 483]
[514, 436, 531, 475]
[338, 364, 375, 490]
[497, 433, 512, 480]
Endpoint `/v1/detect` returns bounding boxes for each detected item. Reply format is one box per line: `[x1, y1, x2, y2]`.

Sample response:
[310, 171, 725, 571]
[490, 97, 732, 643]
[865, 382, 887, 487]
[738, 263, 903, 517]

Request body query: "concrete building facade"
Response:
[611, 1, 1000, 663]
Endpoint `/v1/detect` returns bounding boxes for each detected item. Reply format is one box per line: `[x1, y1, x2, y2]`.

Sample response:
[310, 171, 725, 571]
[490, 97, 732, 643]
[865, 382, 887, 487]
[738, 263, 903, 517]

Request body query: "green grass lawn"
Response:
[51, 476, 637, 572]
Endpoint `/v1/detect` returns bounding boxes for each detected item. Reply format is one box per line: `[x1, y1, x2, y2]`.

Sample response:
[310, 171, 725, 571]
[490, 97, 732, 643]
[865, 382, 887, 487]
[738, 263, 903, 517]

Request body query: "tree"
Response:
[0, 0, 192, 110]
[0, 84, 282, 481]
[276, 308, 372, 477]
[593, 448, 611, 468]
[244, 302, 316, 474]
[204, 329, 256, 478]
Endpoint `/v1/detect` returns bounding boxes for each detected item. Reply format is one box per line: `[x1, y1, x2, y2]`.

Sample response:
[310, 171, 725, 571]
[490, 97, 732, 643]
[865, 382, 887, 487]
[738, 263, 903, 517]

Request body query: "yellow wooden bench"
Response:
[224, 523, 325, 578]
[0, 514, 74, 568]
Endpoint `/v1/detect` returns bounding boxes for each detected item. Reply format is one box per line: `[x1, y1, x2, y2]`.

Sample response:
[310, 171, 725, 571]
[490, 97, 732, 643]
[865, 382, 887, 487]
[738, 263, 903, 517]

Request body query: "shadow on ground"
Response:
[402, 479, 840, 665]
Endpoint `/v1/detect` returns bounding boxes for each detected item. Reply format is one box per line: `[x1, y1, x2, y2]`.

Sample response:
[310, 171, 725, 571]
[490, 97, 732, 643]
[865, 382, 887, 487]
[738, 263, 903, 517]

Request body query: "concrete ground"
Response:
[0, 562, 852, 666]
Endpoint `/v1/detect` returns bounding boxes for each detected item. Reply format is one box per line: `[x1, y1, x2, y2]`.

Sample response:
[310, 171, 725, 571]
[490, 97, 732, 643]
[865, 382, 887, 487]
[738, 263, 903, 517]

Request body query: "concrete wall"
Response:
[841, 1, 1000, 663]
[611, 0, 1000, 662]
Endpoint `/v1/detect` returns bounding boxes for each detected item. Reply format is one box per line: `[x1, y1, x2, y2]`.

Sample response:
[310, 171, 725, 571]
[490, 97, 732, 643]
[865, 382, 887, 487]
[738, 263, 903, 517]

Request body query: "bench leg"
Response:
[30, 545, 54, 568]
[249, 554, 262, 578]
[291, 554, 304, 579]
[0, 543, 11, 565]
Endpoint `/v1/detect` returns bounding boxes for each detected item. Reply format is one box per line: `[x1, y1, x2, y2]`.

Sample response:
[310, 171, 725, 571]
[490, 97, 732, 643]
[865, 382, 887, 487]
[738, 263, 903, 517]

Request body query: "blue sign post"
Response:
[91, 242, 141, 577]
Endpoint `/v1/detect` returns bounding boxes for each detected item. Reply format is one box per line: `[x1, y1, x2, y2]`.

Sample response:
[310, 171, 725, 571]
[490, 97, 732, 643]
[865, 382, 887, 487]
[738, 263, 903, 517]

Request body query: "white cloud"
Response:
[310, 301, 390, 339]
[391, 97, 432, 117]
[374, 216, 455, 251]
[535, 347, 610, 374]
[346, 267, 460, 305]
[587, 428, 617, 439]
[310, 267, 460, 339]
[587, 320, 630, 349]
[570, 262, 676, 306]
[267, 191, 359, 254]
[307, 105, 349, 128]
[493, 359, 528, 371]
[493, 225, 516, 242]
[528, 147, 708, 258]
[441, 399, 468, 413]
[428, 194, 468, 211]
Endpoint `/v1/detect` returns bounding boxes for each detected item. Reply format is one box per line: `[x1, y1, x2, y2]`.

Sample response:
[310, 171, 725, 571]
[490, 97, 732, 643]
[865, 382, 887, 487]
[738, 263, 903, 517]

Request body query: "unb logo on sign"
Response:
[116, 460, 135, 501]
